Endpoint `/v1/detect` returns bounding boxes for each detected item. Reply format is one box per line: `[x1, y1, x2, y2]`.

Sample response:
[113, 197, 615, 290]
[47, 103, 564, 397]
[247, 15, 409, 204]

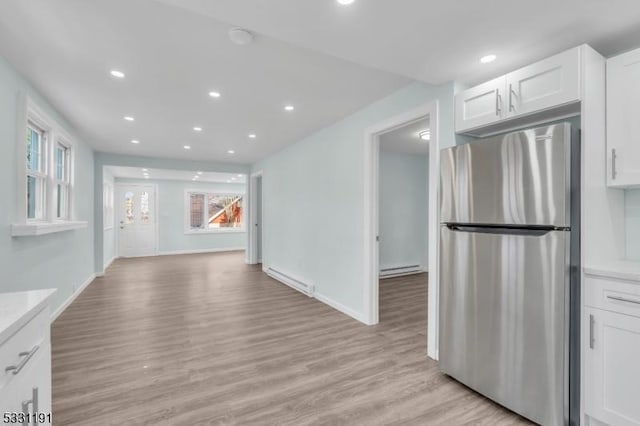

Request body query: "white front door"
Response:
[117, 184, 157, 257]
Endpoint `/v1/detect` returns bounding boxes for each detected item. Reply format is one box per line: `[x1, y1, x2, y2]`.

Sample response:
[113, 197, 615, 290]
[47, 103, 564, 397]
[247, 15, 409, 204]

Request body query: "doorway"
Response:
[248, 171, 263, 265]
[116, 183, 158, 257]
[378, 118, 430, 279]
[364, 102, 440, 360]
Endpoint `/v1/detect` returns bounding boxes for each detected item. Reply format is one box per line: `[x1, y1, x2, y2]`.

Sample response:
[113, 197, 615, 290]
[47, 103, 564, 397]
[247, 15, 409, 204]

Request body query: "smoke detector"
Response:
[229, 28, 254, 46]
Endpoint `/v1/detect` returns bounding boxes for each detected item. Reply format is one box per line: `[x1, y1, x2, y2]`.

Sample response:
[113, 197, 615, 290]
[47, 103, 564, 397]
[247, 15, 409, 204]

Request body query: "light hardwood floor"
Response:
[52, 252, 531, 425]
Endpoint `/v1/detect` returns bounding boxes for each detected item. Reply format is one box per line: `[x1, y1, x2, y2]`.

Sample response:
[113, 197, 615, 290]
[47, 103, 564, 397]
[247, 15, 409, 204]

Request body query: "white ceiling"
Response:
[105, 166, 246, 184]
[2, 1, 640, 167]
[380, 118, 430, 156]
[0, 0, 408, 164]
[156, 0, 640, 85]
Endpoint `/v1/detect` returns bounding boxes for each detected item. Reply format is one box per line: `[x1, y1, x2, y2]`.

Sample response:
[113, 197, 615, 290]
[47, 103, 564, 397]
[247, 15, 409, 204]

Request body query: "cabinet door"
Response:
[505, 47, 581, 118]
[585, 308, 640, 426]
[0, 342, 51, 425]
[607, 48, 640, 187]
[454, 76, 506, 132]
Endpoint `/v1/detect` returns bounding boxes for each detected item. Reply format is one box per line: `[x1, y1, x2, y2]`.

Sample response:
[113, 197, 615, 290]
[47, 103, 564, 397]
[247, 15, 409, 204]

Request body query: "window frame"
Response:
[26, 121, 48, 221]
[184, 190, 246, 234]
[53, 139, 72, 220]
[103, 182, 114, 230]
[12, 94, 85, 236]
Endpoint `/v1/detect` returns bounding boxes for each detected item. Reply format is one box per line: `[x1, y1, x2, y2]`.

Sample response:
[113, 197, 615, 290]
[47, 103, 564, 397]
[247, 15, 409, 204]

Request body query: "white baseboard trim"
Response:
[105, 256, 116, 270]
[262, 264, 367, 325]
[51, 273, 96, 322]
[96, 256, 118, 277]
[158, 247, 245, 256]
[313, 292, 368, 325]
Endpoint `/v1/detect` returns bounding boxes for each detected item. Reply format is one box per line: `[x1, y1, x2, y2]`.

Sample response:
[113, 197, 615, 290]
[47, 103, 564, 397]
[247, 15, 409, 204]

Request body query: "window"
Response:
[103, 182, 114, 230]
[26, 123, 46, 220]
[54, 141, 70, 219]
[186, 191, 244, 233]
[12, 95, 85, 236]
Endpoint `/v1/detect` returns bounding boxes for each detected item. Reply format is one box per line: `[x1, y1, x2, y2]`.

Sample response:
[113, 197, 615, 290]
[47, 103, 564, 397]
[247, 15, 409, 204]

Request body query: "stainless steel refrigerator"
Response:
[439, 123, 580, 426]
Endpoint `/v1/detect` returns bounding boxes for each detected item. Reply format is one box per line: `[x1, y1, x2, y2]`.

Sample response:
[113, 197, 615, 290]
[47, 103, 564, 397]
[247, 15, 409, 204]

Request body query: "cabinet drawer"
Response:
[0, 307, 49, 393]
[585, 275, 640, 318]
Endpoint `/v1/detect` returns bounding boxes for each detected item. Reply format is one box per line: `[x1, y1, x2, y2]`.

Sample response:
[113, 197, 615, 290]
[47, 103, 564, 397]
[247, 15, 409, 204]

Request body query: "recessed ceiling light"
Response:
[231, 177, 237, 180]
[480, 54, 497, 64]
[209, 91, 221, 98]
[110, 70, 125, 78]
[131, 139, 140, 144]
[227, 180, 232, 183]
[184, 145, 191, 150]
[284, 105, 295, 111]
[248, 133, 257, 139]
[237, 174, 242, 177]
[193, 126, 203, 132]
[337, 0, 355, 5]
[197, 171, 203, 175]
[192, 177, 197, 181]
[419, 130, 431, 141]
[145, 176, 150, 179]
[142, 168, 148, 172]
[227, 150, 235, 154]
[124, 116, 135, 122]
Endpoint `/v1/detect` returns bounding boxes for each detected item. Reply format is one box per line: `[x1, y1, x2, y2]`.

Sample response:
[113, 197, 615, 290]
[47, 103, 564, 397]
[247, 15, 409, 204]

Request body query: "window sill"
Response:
[11, 221, 88, 237]
[184, 228, 246, 235]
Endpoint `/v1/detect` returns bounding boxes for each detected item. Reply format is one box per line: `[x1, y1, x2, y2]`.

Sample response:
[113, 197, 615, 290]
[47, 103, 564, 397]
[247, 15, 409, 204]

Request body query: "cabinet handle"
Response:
[495, 89, 501, 116]
[611, 148, 617, 180]
[32, 387, 38, 421]
[607, 295, 640, 305]
[589, 314, 595, 349]
[508, 84, 516, 112]
[5, 345, 39, 375]
[20, 388, 38, 426]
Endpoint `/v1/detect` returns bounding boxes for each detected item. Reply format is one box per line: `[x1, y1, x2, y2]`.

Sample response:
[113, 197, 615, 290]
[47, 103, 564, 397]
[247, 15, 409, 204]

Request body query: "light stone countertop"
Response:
[0, 289, 56, 345]
[584, 260, 640, 283]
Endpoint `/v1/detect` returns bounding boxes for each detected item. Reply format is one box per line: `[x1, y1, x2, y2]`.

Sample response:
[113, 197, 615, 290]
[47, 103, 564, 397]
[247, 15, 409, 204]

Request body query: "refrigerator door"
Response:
[439, 225, 569, 426]
[440, 123, 572, 227]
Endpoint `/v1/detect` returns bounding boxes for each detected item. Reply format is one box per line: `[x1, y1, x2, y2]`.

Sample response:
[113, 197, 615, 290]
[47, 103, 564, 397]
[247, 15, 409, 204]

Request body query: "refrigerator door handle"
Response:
[445, 224, 561, 237]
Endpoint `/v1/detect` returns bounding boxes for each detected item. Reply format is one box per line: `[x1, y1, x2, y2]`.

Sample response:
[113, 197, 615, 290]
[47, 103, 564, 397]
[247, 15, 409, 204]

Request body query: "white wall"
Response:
[103, 168, 115, 270]
[379, 152, 428, 271]
[116, 178, 246, 254]
[252, 81, 455, 318]
[0, 55, 95, 315]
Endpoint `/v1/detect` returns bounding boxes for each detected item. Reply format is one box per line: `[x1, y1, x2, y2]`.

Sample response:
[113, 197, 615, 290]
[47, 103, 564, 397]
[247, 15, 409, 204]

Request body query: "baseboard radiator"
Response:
[266, 267, 315, 297]
[379, 264, 422, 279]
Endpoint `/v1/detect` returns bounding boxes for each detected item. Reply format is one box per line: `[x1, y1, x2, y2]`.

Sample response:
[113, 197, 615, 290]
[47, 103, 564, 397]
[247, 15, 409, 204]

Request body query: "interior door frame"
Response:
[363, 101, 441, 360]
[247, 170, 263, 265]
[115, 183, 160, 258]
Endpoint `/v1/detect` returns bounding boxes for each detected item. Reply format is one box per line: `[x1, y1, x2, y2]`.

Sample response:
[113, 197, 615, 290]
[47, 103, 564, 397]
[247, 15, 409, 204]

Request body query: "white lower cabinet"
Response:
[2, 343, 52, 425]
[0, 290, 55, 426]
[584, 274, 640, 426]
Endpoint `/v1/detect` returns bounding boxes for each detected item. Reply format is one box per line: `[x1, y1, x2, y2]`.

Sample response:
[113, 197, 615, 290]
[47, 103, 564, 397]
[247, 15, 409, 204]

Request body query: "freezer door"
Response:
[440, 123, 572, 227]
[439, 225, 569, 426]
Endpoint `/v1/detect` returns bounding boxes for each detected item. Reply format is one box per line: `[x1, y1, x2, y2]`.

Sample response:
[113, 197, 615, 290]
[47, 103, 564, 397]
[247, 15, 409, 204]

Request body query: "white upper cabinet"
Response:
[606, 47, 640, 188]
[454, 77, 506, 132]
[455, 46, 582, 134]
[505, 48, 581, 118]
